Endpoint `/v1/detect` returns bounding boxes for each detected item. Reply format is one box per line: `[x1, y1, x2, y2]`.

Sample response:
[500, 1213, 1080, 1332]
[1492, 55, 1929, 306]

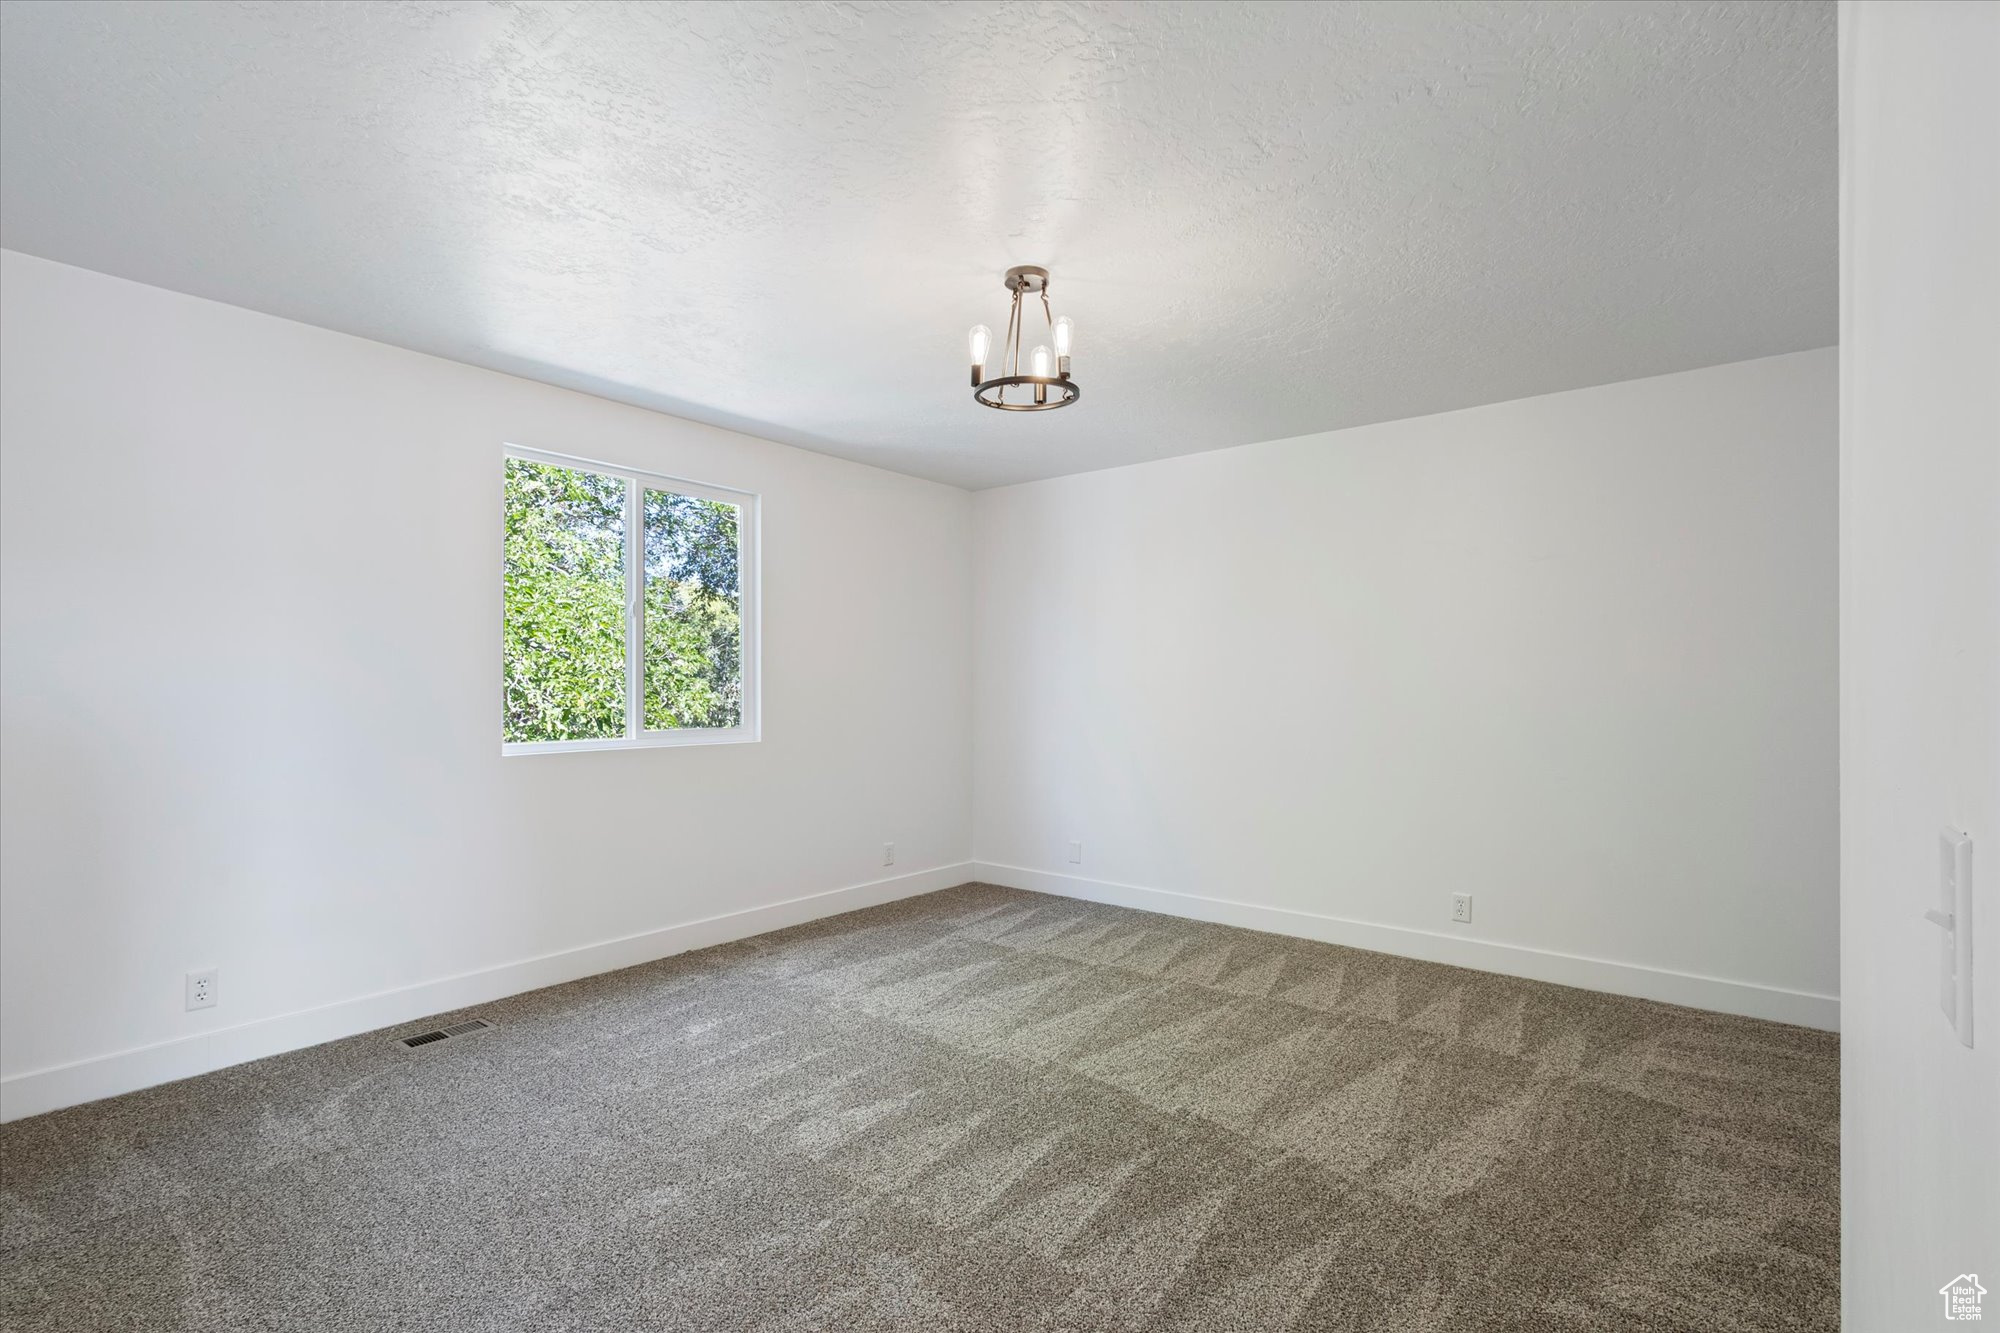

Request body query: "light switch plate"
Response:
[1938, 829, 1974, 1048]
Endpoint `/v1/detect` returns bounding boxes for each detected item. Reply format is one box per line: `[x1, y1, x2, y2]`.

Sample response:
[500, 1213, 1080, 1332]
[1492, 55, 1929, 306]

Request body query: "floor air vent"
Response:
[398, 1018, 493, 1049]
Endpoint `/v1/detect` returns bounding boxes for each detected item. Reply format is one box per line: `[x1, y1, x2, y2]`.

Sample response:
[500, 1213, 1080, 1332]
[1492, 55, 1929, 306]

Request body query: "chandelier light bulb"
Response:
[1053, 316, 1073, 358]
[1029, 344, 1053, 404]
[968, 324, 991, 368]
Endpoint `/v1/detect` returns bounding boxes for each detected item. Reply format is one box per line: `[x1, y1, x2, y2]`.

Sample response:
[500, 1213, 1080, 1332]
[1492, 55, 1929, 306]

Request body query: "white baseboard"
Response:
[972, 862, 1839, 1032]
[0, 862, 973, 1123]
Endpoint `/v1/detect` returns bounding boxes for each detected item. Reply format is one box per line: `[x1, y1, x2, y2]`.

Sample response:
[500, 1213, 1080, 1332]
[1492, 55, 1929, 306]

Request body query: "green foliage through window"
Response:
[504, 457, 745, 744]
[643, 489, 742, 729]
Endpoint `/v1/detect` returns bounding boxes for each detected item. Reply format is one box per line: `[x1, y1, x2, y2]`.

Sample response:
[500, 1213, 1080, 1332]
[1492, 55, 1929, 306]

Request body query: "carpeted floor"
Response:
[0, 883, 1838, 1332]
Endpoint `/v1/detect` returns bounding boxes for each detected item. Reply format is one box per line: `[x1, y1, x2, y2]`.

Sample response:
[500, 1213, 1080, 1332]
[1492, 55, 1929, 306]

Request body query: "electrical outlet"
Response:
[185, 968, 218, 1011]
[882, 842, 895, 867]
[1067, 840, 1083, 865]
[1451, 894, 1473, 924]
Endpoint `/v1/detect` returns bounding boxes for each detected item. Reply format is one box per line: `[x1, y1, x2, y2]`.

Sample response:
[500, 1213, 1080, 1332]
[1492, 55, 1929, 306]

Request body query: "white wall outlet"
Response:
[1067, 840, 1083, 865]
[882, 842, 895, 867]
[1451, 894, 1473, 924]
[185, 968, 218, 1011]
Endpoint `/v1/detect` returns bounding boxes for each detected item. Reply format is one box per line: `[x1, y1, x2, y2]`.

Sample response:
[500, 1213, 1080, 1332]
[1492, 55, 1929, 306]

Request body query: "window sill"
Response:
[502, 729, 760, 756]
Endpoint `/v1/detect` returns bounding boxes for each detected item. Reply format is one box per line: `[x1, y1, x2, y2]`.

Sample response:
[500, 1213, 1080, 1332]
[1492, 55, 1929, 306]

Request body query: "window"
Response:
[502, 447, 757, 753]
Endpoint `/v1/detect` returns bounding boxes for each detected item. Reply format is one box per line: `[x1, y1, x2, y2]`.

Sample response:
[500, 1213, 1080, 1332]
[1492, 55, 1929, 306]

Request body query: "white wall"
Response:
[0, 246, 1847, 1123]
[0, 250, 973, 1118]
[973, 349, 1838, 1026]
[1839, 1, 2000, 1324]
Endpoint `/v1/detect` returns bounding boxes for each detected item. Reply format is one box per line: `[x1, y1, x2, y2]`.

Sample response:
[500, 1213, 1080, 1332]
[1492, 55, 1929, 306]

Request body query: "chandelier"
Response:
[968, 265, 1079, 411]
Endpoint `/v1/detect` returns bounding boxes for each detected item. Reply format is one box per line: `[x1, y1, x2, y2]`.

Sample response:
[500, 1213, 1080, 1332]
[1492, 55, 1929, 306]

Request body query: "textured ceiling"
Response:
[0, 1, 1835, 489]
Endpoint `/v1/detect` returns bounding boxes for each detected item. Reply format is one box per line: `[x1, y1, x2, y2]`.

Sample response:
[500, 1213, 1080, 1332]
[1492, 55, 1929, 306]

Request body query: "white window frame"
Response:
[502, 445, 761, 755]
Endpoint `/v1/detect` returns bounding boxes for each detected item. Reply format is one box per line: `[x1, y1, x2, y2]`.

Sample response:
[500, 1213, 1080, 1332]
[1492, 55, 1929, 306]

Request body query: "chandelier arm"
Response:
[1010, 288, 1024, 377]
[1001, 292, 1011, 374]
[1002, 292, 1014, 379]
[998, 288, 1020, 403]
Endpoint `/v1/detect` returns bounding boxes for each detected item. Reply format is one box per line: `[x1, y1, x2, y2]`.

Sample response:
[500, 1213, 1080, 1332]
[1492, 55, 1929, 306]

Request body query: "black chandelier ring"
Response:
[973, 374, 1082, 411]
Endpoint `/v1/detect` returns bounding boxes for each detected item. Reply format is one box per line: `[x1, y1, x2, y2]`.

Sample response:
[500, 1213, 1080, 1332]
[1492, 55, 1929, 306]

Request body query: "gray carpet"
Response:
[0, 883, 1839, 1332]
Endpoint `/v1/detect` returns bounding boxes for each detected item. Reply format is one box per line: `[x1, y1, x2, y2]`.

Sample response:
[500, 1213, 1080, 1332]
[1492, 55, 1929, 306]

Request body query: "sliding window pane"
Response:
[643, 488, 742, 729]
[502, 458, 627, 742]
